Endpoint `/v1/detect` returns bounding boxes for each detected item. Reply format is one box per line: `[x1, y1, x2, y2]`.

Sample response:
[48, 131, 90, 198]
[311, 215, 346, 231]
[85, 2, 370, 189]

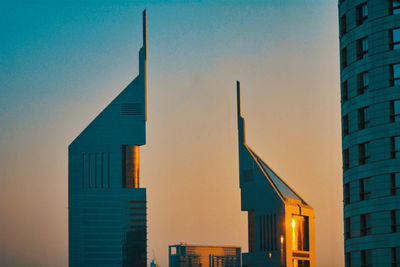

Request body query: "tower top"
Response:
[142, 9, 147, 59]
[237, 80, 245, 144]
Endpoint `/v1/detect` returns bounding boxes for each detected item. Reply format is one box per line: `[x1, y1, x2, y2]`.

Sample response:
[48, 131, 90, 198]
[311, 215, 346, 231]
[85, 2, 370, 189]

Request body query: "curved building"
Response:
[339, 1, 400, 266]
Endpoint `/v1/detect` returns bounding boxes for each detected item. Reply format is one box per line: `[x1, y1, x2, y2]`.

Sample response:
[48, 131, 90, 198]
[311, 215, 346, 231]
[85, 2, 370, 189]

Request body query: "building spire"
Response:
[237, 81, 246, 144]
[142, 9, 147, 59]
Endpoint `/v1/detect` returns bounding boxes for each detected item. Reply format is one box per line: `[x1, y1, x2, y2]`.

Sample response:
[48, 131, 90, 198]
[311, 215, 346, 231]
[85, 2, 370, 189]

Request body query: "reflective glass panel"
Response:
[291, 215, 309, 251]
[258, 159, 301, 200]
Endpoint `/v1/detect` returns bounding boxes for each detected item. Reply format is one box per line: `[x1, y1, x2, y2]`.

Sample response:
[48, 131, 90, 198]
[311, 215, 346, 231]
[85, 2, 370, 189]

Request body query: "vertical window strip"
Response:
[88, 153, 91, 188]
[82, 153, 85, 188]
[108, 152, 111, 188]
[94, 153, 97, 188]
[101, 152, 104, 188]
[259, 216, 262, 251]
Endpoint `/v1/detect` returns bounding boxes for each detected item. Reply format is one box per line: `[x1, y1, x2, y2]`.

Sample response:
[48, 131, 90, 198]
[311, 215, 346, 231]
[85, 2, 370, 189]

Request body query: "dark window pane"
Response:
[341, 15, 347, 35]
[342, 81, 348, 102]
[344, 149, 350, 170]
[343, 115, 349, 136]
[393, 64, 400, 86]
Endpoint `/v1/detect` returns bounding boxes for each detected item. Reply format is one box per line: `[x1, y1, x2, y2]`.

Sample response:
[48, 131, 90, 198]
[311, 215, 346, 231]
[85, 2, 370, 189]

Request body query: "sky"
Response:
[0, 1, 342, 266]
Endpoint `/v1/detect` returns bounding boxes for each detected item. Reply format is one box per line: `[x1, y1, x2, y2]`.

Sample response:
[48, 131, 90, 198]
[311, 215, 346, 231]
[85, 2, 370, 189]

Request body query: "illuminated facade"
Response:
[168, 244, 241, 267]
[68, 10, 148, 266]
[236, 81, 315, 267]
[339, 1, 400, 266]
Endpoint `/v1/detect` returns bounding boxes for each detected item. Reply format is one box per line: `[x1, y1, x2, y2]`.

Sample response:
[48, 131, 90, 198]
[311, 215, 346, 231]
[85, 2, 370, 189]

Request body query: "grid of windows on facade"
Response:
[356, 2, 368, 25]
[392, 173, 400, 195]
[392, 28, 400, 49]
[391, 100, 400, 122]
[357, 37, 368, 60]
[342, 81, 348, 102]
[392, 64, 400, 86]
[391, 136, 400, 158]
[358, 107, 369, 129]
[392, 0, 400, 14]
[358, 72, 369, 95]
[360, 214, 372, 236]
[359, 142, 370, 165]
[346, 249, 400, 267]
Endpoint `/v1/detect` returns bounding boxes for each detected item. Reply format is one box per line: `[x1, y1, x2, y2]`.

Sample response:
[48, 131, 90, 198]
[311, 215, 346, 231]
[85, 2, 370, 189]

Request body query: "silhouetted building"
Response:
[168, 244, 241, 267]
[236, 81, 315, 267]
[339, 1, 400, 266]
[68, 10, 148, 266]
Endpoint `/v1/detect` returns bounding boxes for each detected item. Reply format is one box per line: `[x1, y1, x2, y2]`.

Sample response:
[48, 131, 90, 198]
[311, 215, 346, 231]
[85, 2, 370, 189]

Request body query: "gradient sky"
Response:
[0, 1, 342, 266]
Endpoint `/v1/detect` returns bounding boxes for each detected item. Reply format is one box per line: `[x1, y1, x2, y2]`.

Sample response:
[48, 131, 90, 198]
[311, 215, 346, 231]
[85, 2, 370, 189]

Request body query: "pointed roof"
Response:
[248, 147, 306, 203]
[237, 81, 309, 206]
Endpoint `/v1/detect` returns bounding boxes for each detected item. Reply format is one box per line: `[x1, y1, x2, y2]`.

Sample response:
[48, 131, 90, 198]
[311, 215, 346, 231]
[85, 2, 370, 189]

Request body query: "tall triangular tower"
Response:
[236, 81, 315, 267]
[68, 10, 148, 267]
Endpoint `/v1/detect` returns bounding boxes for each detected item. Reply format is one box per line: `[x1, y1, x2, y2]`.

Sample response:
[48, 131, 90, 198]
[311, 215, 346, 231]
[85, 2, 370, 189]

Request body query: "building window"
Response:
[358, 72, 369, 95]
[291, 215, 309, 252]
[343, 115, 349, 136]
[344, 183, 350, 204]
[359, 142, 370, 165]
[392, 64, 400, 86]
[392, 0, 400, 15]
[391, 136, 400, 158]
[393, 247, 400, 267]
[341, 14, 347, 35]
[361, 214, 372, 236]
[356, 3, 368, 25]
[391, 100, 400, 122]
[357, 37, 368, 60]
[342, 81, 348, 102]
[344, 149, 350, 170]
[344, 217, 351, 239]
[392, 28, 400, 50]
[342, 47, 348, 69]
[358, 107, 369, 130]
[360, 178, 372, 200]
[392, 173, 400, 195]
[361, 249, 372, 267]
[346, 252, 352, 267]
[391, 210, 400, 233]
[360, 214, 372, 236]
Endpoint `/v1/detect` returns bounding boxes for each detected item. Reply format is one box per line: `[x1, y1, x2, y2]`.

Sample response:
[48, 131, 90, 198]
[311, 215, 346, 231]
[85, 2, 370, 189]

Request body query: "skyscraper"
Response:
[68, 10, 148, 266]
[339, 1, 400, 266]
[236, 81, 315, 267]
